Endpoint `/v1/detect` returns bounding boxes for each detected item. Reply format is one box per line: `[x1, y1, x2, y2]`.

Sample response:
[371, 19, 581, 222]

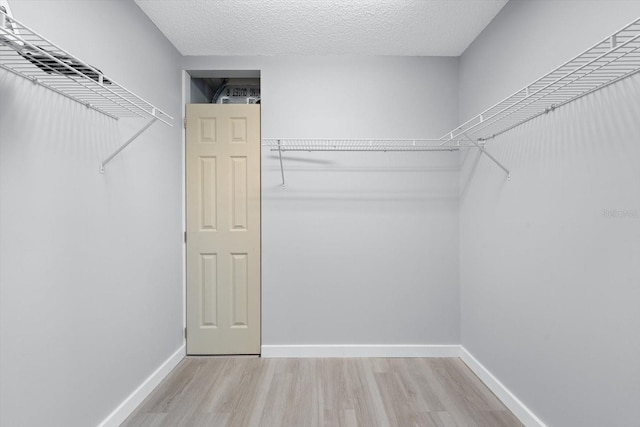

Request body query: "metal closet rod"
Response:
[262, 13, 640, 186]
[0, 9, 174, 173]
[442, 16, 640, 143]
[262, 138, 468, 152]
[263, 138, 467, 187]
[425, 15, 640, 182]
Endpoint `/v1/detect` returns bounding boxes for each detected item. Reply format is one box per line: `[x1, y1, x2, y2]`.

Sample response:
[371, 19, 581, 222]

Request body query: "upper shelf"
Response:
[262, 138, 468, 152]
[443, 17, 640, 143]
[0, 9, 172, 125]
[263, 17, 640, 155]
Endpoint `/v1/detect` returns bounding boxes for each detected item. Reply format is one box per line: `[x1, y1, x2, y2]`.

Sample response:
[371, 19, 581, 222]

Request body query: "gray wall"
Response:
[8, 1, 636, 425]
[459, 1, 640, 426]
[0, 1, 183, 426]
[184, 55, 461, 345]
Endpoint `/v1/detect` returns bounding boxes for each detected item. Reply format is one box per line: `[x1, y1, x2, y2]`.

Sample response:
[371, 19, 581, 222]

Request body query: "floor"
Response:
[122, 357, 523, 427]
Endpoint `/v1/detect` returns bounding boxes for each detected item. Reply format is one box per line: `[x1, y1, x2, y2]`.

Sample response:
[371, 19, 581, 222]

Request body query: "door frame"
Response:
[180, 69, 262, 354]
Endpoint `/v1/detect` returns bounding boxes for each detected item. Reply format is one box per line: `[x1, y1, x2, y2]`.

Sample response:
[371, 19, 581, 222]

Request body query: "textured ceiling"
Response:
[135, 0, 508, 56]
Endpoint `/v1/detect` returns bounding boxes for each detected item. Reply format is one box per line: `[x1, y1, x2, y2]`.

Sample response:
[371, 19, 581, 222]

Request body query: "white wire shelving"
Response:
[0, 9, 173, 173]
[441, 16, 640, 144]
[262, 138, 467, 152]
[3, 9, 637, 177]
[262, 138, 468, 186]
[263, 16, 640, 183]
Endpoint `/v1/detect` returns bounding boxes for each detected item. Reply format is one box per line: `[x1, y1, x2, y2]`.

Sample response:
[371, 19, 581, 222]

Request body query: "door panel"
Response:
[186, 104, 260, 355]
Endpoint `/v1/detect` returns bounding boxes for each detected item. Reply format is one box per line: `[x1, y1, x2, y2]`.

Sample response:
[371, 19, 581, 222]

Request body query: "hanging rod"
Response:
[0, 9, 173, 173]
[262, 138, 469, 152]
[442, 16, 640, 144]
[262, 138, 466, 187]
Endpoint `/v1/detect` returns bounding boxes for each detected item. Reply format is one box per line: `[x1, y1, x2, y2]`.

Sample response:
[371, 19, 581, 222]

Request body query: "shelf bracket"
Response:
[100, 116, 158, 173]
[277, 139, 286, 187]
[462, 132, 511, 180]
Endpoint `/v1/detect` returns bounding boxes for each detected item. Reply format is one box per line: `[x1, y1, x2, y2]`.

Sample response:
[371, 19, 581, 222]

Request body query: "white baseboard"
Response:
[261, 344, 460, 358]
[94, 343, 543, 427]
[97, 345, 186, 427]
[460, 347, 546, 427]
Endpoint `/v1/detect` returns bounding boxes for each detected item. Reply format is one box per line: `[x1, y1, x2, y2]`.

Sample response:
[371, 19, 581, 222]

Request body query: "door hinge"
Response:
[184, 231, 187, 243]
[183, 116, 187, 129]
[184, 327, 187, 339]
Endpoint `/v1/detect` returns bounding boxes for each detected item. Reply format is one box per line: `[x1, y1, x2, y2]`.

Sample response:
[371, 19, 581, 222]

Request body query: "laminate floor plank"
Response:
[345, 359, 390, 427]
[121, 413, 167, 427]
[400, 359, 447, 413]
[123, 357, 523, 427]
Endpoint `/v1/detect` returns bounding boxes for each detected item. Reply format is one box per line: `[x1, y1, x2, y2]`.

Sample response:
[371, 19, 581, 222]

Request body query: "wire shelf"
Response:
[262, 138, 468, 152]
[442, 17, 640, 143]
[0, 9, 172, 125]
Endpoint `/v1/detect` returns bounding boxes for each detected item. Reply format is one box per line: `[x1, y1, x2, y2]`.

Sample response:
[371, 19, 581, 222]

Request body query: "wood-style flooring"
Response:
[122, 357, 523, 427]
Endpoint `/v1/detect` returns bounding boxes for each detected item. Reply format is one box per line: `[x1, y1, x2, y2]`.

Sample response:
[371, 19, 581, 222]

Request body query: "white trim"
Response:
[460, 347, 547, 427]
[261, 344, 461, 358]
[97, 345, 186, 427]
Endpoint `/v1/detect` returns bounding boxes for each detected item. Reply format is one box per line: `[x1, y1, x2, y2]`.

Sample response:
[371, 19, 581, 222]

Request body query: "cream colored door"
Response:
[186, 104, 261, 355]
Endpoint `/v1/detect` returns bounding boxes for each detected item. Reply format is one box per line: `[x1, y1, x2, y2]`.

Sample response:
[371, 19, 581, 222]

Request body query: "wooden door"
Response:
[186, 104, 261, 355]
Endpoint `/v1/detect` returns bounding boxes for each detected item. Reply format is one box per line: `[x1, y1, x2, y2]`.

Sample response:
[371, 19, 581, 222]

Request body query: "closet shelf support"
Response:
[100, 116, 158, 173]
[462, 132, 511, 180]
[277, 139, 286, 187]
